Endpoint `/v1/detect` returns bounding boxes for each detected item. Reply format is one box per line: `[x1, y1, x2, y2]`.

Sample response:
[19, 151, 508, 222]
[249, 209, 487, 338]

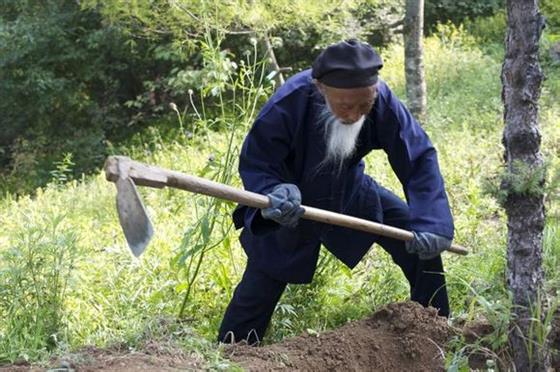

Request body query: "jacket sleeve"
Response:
[233, 95, 300, 235]
[372, 82, 454, 239]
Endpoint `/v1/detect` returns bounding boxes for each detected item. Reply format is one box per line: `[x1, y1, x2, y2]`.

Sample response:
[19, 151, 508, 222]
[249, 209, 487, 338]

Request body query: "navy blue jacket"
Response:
[232, 70, 454, 283]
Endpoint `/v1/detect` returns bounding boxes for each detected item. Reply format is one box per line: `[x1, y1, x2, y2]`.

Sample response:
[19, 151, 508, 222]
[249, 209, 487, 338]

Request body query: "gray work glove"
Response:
[261, 184, 305, 228]
[405, 231, 452, 260]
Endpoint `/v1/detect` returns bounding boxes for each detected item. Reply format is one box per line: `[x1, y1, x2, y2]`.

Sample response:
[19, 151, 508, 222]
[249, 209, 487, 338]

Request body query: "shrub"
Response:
[0, 208, 78, 362]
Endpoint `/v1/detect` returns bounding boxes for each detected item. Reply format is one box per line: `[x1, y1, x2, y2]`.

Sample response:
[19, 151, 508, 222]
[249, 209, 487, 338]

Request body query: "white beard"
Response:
[320, 106, 365, 173]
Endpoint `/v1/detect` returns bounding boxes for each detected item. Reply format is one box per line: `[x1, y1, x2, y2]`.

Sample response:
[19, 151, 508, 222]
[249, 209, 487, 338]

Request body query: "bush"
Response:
[542, 0, 560, 33]
[0, 207, 78, 362]
[0, 1, 178, 194]
[425, 0, 504, 33]
[464, 11, 507, 46]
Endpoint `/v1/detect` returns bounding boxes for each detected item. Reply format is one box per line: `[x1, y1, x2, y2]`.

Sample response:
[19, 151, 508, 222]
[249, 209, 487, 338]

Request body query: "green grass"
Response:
[0, 31, 559, 368]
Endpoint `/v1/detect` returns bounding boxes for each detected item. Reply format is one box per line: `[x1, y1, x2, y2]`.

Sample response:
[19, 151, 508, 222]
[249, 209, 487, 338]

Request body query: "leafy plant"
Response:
[483, 161, 548, 207]
[0, 1, 178, 194]
[49, 153, 75, 186]
[166, 30, 273, 319]
[425, 0, 505, 33]
[0, 214, 78, 362]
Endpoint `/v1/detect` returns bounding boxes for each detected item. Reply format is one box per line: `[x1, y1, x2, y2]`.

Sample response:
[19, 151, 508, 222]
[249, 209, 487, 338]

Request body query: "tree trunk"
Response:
[502, 0, 549, 370]
[404, 0, 426, 122]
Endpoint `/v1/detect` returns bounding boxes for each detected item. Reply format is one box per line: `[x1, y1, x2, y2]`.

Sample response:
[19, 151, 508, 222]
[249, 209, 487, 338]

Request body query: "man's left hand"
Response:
[405, 232, 452, 260]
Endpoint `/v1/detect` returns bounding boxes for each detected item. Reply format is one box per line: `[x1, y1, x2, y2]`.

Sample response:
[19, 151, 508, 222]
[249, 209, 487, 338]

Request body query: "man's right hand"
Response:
[261, 184, 305, 228]
[405, 231, 451, 260]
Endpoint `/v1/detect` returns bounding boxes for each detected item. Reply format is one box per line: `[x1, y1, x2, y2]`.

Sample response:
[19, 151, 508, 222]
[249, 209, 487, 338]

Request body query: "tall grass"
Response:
[0, 28, 559, 367]
[0, 190, 79, 361]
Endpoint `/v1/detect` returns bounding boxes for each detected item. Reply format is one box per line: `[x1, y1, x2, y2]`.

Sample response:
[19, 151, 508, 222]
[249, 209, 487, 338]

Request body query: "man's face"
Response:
[315, 81, 377, 125]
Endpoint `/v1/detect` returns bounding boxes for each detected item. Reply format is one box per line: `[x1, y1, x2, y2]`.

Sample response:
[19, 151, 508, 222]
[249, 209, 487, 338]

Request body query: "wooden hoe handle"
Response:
[105, 156, 468, 256]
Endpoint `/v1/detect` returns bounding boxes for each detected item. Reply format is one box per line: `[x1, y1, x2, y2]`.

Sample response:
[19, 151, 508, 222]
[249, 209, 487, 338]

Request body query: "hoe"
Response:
[104, 155, 468, 257]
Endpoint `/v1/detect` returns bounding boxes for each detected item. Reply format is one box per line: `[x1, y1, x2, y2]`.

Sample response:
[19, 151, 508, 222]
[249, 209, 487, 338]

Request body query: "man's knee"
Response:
[234, 266, 286, 305]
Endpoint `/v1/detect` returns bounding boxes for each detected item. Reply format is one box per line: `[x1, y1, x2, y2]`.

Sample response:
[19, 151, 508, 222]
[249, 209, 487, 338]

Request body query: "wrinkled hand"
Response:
[405, 232, 451, 260]
[261, 184, 305, 228]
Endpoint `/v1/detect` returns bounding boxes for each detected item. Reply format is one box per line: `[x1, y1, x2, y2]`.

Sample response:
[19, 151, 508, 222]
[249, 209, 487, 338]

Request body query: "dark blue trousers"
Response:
[218, 187, 449, 343]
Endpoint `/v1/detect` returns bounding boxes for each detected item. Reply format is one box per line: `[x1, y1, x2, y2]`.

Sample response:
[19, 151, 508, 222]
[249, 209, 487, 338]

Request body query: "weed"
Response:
[0, 212, 78, 363]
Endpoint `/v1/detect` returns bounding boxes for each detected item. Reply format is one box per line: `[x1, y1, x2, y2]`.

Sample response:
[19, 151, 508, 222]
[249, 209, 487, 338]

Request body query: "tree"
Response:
[0, 1, 166, 193]
[501, 0, 550, 370]
[404, 0, 426, 122]
[424, 0, 504, 32]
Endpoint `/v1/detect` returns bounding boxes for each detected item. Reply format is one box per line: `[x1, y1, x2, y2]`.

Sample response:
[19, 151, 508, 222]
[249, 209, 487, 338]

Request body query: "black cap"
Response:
[311, 39, 383, 88]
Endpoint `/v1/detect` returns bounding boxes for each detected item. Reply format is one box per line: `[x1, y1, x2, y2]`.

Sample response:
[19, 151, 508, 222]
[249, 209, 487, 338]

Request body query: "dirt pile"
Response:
[3, 302, 557, 371]
[226, 301, 452, 371]
[2, 302, 451, 372]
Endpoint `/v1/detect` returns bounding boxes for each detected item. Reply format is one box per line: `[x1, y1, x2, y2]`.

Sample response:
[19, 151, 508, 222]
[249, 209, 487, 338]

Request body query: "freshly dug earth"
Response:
[226, 301, 452, 371]
[56, 343, 204, 372]
[3, 302, 558, 371]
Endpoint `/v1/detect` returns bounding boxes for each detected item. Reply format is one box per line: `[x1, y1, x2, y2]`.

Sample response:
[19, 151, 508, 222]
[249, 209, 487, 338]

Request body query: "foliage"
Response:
[424, 0, 505, 33]
[542, 0, 560, 34]
[482, 161, 548, 207]
[1, 0, 401, 195]
[84, 0, 405, 108]
[382, 23, 503, 133]
[0, 204, 78, 362]
[169, 33, 273, 319]
[462, 0, 560, 63]
[85, 0, 367, 41]
[1, 5, 560, 369]
[0, 1, 178, 194]
[1, 0, 528, 195]
[464, 11, 507, 46]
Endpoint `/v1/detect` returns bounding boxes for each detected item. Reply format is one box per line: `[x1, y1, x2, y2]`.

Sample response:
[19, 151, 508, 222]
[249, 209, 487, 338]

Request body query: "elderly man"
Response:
[218, 39, 454, 344]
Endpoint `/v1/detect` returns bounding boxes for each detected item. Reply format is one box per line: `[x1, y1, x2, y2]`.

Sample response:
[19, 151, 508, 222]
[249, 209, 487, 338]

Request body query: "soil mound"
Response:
[226, 301, 452, 371]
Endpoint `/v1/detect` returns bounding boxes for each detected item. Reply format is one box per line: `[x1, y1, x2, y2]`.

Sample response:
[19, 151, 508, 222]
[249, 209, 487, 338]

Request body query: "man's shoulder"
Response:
[259, 69, 315, 116]
[373, 79, 398, 112]
[376, 79, 391, 99]
[270, 69, 313, 102]
[283, 69, 313, 89]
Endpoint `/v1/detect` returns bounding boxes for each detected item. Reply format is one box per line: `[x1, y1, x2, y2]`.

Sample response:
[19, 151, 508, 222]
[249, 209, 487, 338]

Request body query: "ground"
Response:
[0, 343, 204, 372]
[225, 302, 451, 371]
[1, 302, 558, 371]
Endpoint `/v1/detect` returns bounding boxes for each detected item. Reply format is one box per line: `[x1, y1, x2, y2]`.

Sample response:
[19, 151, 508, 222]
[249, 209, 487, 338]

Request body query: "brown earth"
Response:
[0, 341, 204, 372]
[226, 301, 452, 371]
[2, 302, 557, 371]
[58, 342, 204, 372]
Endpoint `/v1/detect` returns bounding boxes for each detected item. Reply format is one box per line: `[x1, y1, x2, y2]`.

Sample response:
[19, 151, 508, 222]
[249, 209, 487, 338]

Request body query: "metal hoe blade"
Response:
[116, 177, 153, 257]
